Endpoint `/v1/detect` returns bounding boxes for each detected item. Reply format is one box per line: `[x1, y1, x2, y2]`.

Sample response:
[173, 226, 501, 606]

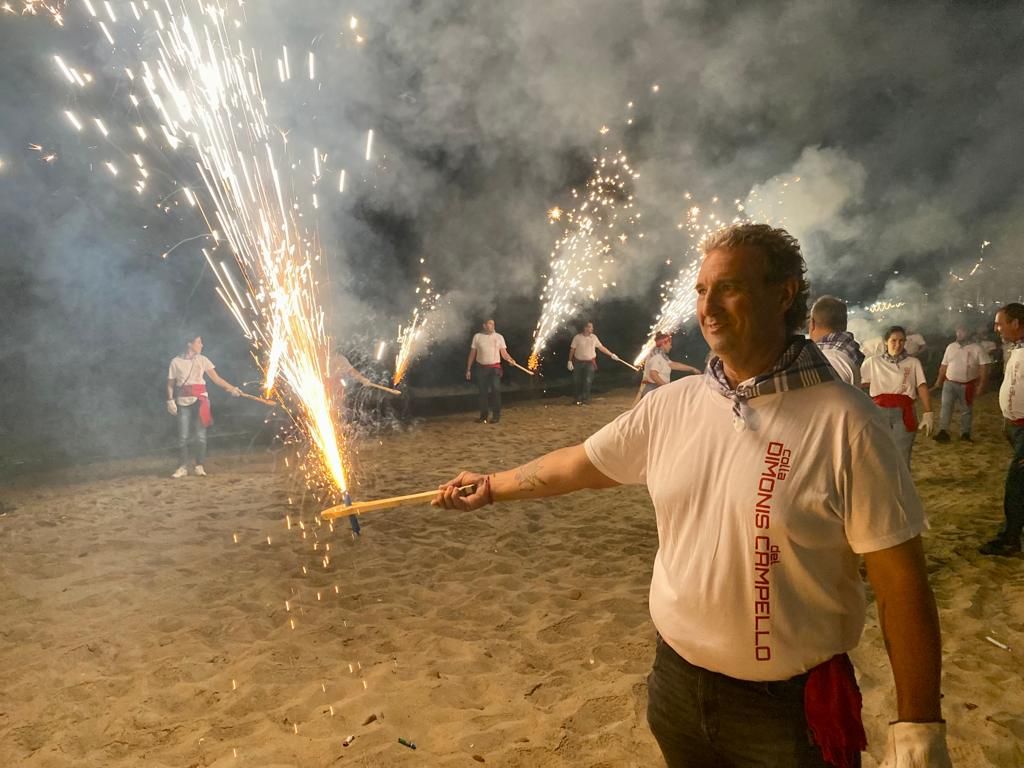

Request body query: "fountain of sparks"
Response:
[392, 267, 442, 386]
[527, 148, 640, 371]
[38, 0, 356, 499]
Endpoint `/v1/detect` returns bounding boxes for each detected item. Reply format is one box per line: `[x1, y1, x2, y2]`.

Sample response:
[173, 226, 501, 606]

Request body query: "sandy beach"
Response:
[1, 389, 1022, 767]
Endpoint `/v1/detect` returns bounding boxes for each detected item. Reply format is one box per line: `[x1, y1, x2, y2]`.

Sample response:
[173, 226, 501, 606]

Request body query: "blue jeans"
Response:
[647, 637, 834, 767]
[1001, 422, 1024, 541]
[573, 362, 596, 403]
[939, 381, 974, 435]
[177, 402, 208, 466]
[475, 365, 502, 420]
[878, 405, 915, 468]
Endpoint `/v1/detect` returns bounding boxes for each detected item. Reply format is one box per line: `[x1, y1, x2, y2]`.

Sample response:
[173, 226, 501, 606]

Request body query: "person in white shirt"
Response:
[979, 303, 1024, 556]
[905, 331, 927, 358]
[166, 334, 242, 478]
[860, 326, 935, 468]
[434, 223, 948, 768]
[931, 324, 992, 443]
[465, 319, 519, 424]
[567, 321, 620, 405]
[639, 332, 701, 399]
[807, 295, 863, 386]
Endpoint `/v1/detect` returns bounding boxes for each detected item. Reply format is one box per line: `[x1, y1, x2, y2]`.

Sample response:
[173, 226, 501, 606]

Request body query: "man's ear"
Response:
[779, 276, 800, 315]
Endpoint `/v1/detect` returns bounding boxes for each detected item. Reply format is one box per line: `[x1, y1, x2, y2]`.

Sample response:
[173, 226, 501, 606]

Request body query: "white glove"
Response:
[567, 360, 574, 372]
[611, 353, 620, 361]
[918, 412, 935, 436]
[229, 386, 241, 397]
[880, 722, 951, 768]
[166, 399, 178, 416]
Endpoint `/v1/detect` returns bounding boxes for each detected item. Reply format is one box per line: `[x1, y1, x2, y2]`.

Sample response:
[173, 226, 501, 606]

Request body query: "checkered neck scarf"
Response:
[817, 331, 865, 367]
[1010, 339, 1024, 351]
[705, 336, 840, 428]
[882, 350, 908, 364]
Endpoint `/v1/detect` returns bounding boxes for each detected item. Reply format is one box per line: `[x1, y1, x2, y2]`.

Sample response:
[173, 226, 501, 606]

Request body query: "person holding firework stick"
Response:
[567, 321, 625, 405]
[466, 319, 521, 424]
[166, 334, 242, 478]
[638, 332, 701, 400]
[435, 224, 949, 768]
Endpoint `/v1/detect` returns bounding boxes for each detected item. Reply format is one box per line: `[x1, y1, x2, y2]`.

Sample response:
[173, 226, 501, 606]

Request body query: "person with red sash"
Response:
[166, 334, 242, 478]
[980, 303, 1024, 556]
[638, 332, 701, 400]
[931, 323, 991, 443]
[465, 319, 519, 424]
[567, 321, 621, 405]
[435, 224, 949, 768]
[860, 326, 934, 468]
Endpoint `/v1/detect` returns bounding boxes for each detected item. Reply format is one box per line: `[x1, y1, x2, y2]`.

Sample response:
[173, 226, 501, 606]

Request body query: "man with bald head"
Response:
[434, 223, 949, 767]
[808, 295, 863, 386]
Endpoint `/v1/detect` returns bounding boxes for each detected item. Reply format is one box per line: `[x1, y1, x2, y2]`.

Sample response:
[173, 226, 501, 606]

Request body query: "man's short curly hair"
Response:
[701, 223, 810, 335]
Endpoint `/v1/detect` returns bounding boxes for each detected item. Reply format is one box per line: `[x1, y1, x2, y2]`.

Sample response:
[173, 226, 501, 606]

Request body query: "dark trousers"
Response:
[646, 637, 834, 768]
[1002, 422, 1024, 541]
[475, 365, 502, 419]
[573, 362, 596, 403]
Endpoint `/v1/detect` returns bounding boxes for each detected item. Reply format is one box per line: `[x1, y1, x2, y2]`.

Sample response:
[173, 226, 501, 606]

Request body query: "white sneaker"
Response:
[171, 466, 188, 479]
[193, 465, 207, 477]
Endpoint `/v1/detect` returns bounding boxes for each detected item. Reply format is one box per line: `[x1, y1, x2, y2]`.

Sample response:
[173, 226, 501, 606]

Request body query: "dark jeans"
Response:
[646, 637, 834, 768]
[475, 365, 502, 419]
[177, 402, 207, 466]
[1002, 422, 1024, 541]
[573, 362, 596, 403]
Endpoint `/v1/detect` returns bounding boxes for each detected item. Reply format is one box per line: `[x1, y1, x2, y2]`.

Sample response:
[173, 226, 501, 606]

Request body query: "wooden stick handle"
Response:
[239, 392, 276, 406]
[320, 484, 477, 520]
[612, 356, 640, 372]
[366, 382, 402, 396]
[511, 362, 537, 376]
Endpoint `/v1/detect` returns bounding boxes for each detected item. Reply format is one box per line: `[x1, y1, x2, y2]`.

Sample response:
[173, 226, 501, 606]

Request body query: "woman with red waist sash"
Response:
[166, 334, 242, 478]
[860, 325, 934, 468]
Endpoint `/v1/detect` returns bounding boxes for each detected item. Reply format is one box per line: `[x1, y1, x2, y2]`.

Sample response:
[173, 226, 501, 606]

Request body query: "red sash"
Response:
[873, 393, 916, 432]
[950, 379, 977, 406]
[478, 362, 503, 378]
[576, 358, 598, 369]
[180, 384, 213, 427]
[1012, 418, 1024, 427]
[804, 654, 867, 768]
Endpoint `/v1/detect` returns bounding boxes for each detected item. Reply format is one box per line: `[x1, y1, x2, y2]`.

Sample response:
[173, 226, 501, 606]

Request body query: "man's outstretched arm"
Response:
[432, 444, 619, 510]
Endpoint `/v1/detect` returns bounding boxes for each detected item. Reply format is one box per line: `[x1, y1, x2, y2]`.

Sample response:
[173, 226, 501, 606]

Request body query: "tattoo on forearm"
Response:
[514, 459, 548, 493]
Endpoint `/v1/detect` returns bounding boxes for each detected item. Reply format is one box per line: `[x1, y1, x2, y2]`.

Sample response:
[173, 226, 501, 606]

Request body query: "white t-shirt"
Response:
[819, 347, 861, 387]
[168, 354, 215, 406]
[471, 332, 507, 365]
[643, 349, 672, 385]
[905, 333, 927, 357]
[941, 341, 991, 383]
[584, 377, 925, 681]
[570, 333, 602, 361]
[1000, 346, 1024, 422]
[860, 355, 927, 400]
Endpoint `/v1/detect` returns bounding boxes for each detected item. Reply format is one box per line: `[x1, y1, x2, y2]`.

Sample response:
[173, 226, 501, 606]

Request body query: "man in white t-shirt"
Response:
[568, 321, 621, 405]
[166, 334, 242, 478]
[639, 332, 701, 399]
[434, 224, 948, 767]
[807, 295, 863, 386]
[931, 324, 992, 443]
[465, 319, 519, 424]
[980, 303, 1024, 556]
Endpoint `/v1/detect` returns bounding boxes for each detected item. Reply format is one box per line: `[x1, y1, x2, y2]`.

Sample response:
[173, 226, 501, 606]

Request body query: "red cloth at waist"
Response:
[804, 653, 867, 768]
[1012, 418, 1024, 427]
[179, 384, 213, 427]
[873, 393, 916, 432]
[477, 362, 503, 378]
[948, 378, 977, 405]
[575, 358, 598, 369]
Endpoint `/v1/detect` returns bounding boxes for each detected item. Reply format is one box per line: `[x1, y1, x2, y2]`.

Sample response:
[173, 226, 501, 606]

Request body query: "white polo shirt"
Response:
[570, 333, 602, 362]
[818, 347, 861, 387]
[471, 332, 507, 365]
[168, 354, 215, 406]
[861, 355, 927, 399]
[941, 341, 991, 383]
[1000, 345, 1024, 422]
[584, 376, 925, 681]
[643, 349, 672, 385]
